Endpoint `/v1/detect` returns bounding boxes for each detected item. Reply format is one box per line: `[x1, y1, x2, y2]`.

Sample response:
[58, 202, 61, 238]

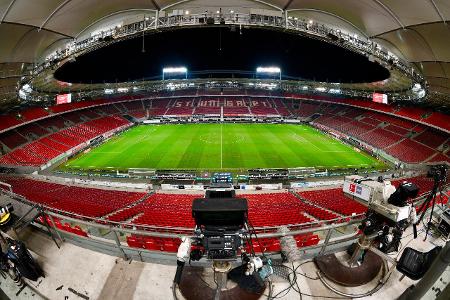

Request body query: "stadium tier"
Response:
[0, 94, 449, 168]
[0, 177, 147, 217]
[5, 174, 441, 255]
[297, 189, 367, 216]
[0, 176, 366, 231]
[0, 116, 131, 167]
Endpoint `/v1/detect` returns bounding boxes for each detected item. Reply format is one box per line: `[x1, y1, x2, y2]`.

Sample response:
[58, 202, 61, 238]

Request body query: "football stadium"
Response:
[0, 1, 449, 300]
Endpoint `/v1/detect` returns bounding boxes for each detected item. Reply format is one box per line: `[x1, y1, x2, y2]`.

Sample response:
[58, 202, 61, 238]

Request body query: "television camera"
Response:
[173, 190, 273, 297]
[344, 175, 419, 253]
[346, 164, 448, 255]
[414, 164, 448, 240]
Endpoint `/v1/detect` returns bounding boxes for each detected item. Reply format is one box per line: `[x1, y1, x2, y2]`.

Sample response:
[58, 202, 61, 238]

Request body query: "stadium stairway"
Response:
[296, 188, 368, 216]
[102, 191, 154, 222]
[290, 191, 344, 222]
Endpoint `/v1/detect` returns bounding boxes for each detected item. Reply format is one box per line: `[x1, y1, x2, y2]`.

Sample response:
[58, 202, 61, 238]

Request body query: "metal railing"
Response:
[26, 12, 423, 103]
[36, 13, 420, 82]
[1, 187, 363, 261]
[2, 181, 446, 263]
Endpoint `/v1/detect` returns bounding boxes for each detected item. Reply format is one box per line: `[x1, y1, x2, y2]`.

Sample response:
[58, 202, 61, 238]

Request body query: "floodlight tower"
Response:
[162, 67, 188, 80]
[256, 66, 281, 80]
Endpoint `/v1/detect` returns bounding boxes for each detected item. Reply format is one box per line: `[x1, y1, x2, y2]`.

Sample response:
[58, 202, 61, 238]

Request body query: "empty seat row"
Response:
[0, 177, 146, 218]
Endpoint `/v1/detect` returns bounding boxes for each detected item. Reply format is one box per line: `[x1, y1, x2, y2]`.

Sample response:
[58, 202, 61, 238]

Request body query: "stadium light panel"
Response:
[162, 66, 188, 80]
[256, 66, 281, 74]
[162, 67, 187, 74]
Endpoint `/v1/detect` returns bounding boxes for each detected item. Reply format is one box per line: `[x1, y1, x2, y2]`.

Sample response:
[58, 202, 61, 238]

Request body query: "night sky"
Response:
[55, 27, 390, 84]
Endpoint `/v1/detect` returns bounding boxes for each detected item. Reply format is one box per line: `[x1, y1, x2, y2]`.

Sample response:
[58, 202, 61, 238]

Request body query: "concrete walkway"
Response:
[1, 223, 446, 300]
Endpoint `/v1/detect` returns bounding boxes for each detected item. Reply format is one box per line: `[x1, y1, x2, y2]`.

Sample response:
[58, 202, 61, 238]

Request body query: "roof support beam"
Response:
[39, 0, 74, 31]
[283, 0, 294, 10]
[372, 20, 448, 39]
[407, 27, 439, 62]
[161, 0, 283, 11]
[429, 0, 447, 24]
[150, 0, 160, 11]
[1, 21, 73, 38]
[0, 0, 18, 23]
[370, 0, 405, 29]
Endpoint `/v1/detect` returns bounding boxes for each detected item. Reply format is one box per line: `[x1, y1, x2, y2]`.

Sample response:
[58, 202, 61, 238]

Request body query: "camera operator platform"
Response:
[314, 165, 449, 298]
[172, 190, 273, 300]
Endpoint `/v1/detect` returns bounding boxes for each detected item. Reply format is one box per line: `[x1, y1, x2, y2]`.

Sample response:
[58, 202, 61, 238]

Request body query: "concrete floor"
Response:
[0, 222, 447, 300]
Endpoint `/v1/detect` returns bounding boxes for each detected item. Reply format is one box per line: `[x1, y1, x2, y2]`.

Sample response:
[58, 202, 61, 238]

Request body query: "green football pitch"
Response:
[61, 123, 385, 171]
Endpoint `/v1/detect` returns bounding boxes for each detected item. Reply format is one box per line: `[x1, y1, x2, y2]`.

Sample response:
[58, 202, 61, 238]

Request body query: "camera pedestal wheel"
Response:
[314, 251, 383, 287]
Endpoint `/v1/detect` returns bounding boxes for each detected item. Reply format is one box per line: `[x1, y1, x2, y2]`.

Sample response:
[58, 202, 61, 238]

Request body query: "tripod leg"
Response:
[424, 194, 436, 241]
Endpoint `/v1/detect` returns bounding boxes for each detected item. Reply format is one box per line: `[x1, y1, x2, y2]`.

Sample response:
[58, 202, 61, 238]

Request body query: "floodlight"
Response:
[163, 67, 187, 73]
[162, 66, 188, 80]
[256, 66, 281, 74]
[256, 66, 281, 80]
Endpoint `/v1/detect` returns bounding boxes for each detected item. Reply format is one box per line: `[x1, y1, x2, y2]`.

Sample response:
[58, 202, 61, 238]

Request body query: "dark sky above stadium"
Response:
[55, 27, 389, 84]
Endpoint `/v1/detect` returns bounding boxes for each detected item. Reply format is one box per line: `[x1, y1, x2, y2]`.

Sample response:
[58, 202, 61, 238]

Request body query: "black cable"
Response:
[246, 217, 267, 258]
[273, 260, 319, 281]
[268, 264, 297, 299]
[270, 258, 395, 299]
[267, 263, 351, 299]
[213, 268, 219, 290]
[291, 262, 302, 300]
[242, 232, 256, 257]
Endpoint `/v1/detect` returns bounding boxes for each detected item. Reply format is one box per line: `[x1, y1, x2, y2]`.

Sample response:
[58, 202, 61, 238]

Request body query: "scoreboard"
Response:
[212, 172, 233, 183]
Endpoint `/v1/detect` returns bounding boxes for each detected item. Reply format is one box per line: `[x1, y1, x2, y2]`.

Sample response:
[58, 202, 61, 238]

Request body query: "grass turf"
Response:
[61, 124, 385, 171]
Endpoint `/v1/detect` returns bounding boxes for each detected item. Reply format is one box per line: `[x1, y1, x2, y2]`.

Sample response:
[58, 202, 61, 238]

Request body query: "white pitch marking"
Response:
[220, 123, 223, 169]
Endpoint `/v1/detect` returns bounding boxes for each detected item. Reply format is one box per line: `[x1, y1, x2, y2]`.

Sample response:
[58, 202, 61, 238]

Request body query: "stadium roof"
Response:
[0, 0, 449, 107]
